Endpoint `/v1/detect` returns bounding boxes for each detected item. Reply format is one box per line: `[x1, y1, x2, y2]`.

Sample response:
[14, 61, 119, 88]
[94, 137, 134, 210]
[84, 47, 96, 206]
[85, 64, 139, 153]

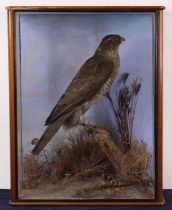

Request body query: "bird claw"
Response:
[87, 129, 94, 137]
[79, 121, 99, 137]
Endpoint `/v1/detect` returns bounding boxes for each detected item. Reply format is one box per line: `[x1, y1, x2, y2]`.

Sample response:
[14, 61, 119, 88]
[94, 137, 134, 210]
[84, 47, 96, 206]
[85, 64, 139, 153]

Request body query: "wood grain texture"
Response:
[9, 200, 165, 206]
[6, 6, 165, 11]
[8, 9, 17, 203]
[7, 6, 164, 206]
[155, 9, 163, 203]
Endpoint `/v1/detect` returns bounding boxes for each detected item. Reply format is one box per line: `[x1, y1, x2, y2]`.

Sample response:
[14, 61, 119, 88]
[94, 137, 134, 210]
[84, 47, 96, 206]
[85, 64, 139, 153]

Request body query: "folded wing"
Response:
[45, 57, 113, 125]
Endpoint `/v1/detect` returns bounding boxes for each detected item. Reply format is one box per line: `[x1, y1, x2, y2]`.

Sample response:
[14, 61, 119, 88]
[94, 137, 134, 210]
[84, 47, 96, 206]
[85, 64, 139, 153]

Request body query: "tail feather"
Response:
[32, 113, 71, 155]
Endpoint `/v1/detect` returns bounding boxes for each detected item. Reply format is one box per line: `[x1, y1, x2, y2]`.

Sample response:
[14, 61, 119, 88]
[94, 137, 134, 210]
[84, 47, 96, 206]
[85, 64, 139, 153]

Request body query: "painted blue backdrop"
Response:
[15, 12, 155, 154]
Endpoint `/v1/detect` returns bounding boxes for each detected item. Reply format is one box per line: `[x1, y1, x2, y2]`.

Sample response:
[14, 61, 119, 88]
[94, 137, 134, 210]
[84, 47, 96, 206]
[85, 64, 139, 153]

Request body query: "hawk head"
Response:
[102, 34, 125, 44]
[96, 34, 125, 55]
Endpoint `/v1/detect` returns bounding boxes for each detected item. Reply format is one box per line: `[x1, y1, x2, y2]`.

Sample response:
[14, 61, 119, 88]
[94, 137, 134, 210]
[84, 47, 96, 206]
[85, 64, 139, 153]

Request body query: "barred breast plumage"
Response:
[64, 54, 120, 127]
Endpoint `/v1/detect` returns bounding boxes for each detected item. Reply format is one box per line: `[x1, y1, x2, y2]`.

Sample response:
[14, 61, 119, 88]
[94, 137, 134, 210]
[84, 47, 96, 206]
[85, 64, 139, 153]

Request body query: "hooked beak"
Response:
[121, 37, 125, 42]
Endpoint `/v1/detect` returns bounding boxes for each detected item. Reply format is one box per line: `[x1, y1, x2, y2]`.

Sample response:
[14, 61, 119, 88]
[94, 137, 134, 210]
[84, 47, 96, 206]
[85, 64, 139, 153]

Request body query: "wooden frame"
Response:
[7, 6, 165, 206]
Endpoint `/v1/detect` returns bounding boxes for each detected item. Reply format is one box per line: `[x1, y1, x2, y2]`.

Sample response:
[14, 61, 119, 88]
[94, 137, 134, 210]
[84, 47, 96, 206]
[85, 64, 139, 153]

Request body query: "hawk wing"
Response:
[45, 57, 113, 125]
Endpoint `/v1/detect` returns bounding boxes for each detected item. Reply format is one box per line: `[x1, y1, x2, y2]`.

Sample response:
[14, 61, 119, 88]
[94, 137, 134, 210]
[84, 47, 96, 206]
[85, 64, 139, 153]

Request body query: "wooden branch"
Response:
[87, 125, 125, 176]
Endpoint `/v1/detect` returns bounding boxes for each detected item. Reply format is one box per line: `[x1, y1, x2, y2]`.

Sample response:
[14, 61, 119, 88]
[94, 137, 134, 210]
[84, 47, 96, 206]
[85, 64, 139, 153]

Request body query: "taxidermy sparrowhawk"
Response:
[32, 34, 125, 155]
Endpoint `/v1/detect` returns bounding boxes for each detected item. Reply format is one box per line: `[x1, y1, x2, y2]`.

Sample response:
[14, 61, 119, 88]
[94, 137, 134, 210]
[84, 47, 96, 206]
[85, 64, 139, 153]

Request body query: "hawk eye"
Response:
[104, 38, 113, 42]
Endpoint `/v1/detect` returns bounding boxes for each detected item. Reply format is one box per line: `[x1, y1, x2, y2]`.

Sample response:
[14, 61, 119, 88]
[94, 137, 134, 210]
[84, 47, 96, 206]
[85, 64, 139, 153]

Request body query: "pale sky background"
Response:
[14, 12, 155, 155]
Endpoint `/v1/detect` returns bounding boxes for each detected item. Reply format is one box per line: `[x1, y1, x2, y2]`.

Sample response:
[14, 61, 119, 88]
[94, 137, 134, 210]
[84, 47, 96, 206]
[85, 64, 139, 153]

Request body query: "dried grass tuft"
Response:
[21, 155, 41, 189]
[118, 140, 153, 183]
[50, 135, 114, 183]
[106, 75, 142, 153]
